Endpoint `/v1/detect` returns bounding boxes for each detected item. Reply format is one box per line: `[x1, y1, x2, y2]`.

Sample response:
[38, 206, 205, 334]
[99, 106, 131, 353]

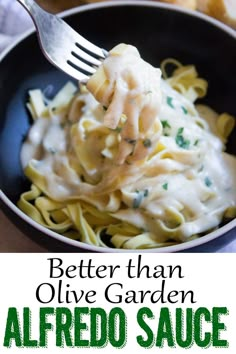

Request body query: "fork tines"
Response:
[67, 31, 108, 81]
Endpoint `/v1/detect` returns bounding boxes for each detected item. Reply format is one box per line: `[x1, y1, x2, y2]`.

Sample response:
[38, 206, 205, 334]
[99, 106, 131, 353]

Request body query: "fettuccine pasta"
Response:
[18, 44, 236, 249]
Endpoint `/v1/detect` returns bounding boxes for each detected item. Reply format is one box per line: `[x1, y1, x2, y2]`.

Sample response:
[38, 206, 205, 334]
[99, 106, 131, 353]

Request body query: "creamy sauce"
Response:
[21, 44, 236, 242]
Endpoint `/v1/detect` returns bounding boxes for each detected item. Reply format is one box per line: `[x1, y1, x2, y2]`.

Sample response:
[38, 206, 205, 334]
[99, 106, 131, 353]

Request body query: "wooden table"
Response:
[37, 0, 103, 13]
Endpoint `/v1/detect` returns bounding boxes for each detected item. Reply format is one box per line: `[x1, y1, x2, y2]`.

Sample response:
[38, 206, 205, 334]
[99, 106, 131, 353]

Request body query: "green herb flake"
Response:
[144, 189, 149, 197]
[161, 120, 171, 129]
[126, 139, 137, 156]
[162, 183, 168, 190]
[132, 189, 149, 209]
[143, 138, 152, 148]
[114, 126, 122, 133]
[125, 160, 132, 165]
[177, 127, 184, 135]
[175, 135, 190, 149]
[125, 138, 137, 145]
[48, 147, 57, 154]
[205, 177, 212, 187]
[175, 127, 190, 149]
[198, 165, 204, 172]
[194, 139, 200, 146]
[181, 106, 188, 114]
[133, 192, 143, 209]
[167, 96, 174, 109]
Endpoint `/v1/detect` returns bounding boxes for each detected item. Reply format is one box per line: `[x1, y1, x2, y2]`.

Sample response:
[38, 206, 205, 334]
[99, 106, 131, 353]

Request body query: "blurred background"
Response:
[36, 0, 236, 28]
[38, 0, 89, 13]
[0, 0, 235, 46]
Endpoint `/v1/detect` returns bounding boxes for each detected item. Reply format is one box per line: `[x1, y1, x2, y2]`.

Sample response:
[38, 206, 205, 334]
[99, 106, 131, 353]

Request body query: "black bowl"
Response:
[0, 1, 235, 252]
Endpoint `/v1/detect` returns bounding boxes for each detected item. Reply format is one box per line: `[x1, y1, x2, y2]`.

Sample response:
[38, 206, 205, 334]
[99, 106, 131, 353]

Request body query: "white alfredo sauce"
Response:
[20, 44, 236, 241]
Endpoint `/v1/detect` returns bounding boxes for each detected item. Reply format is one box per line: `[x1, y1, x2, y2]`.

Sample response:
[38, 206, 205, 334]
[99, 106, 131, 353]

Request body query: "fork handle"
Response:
[17, 0, 41, 14]
[16, 0, 52, 26]
[16, 0, 56, 38]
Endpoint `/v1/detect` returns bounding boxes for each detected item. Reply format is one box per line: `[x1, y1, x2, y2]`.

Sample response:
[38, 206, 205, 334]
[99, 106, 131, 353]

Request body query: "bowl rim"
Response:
[0, 0, 235, 64]
[0, 0, 235, 253]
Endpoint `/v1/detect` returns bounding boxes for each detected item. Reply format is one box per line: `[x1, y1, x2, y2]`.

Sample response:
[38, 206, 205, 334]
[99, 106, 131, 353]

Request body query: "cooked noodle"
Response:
[18, 44, 236, 249]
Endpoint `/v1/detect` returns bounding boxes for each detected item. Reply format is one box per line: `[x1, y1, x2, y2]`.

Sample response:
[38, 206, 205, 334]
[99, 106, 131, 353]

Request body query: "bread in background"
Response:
[84, 0, 197, 10]
[48, 0, 236, 29]
[156, 0, 197, 10]
[197, 0, 236, 29]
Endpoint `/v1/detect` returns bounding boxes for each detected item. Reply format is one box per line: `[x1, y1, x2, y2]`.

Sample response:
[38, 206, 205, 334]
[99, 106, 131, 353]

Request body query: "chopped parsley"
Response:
[194, 139, 200, 146]
[48, 147, 57, 154]
[167, 96, 174, 109]
[181, 106, 188, 114]
[175, 127, 190, 149]
[143, 138, 152, 148]
[177, 127, 184, 135]
[114, 126, 122, 133]
[176, 135, 190, 149]
[133, 192, 143, 209]
[60, 120, 72, 128]
[161, 120, 171, 129]
[205, 177, 212, 187]
[125, 138, 137, 145]
[125, 138, 137, 156]
[162, 183, 168, 190]
[198, 165, 204, 172]
[143, 189, 149, 197]
[133, 189, 149, 209]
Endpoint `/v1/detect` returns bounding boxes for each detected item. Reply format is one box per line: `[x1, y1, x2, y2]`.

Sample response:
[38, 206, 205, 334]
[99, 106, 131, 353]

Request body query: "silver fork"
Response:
[17, 0, 107, 81]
